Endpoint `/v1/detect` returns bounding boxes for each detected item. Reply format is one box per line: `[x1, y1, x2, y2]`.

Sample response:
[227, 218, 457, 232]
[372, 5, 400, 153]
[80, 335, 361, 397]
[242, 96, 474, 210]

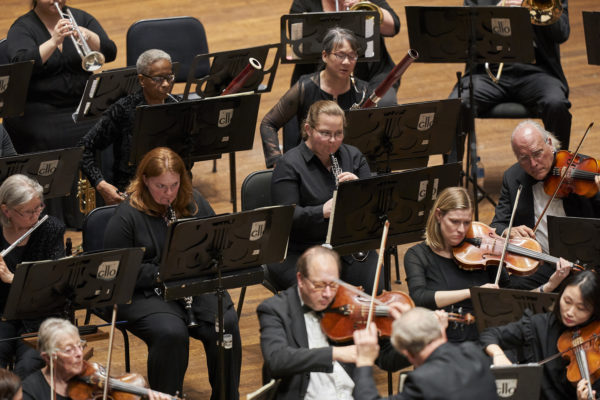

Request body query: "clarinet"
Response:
[166, 205, 199, 328]
[329, 153, 342, 188]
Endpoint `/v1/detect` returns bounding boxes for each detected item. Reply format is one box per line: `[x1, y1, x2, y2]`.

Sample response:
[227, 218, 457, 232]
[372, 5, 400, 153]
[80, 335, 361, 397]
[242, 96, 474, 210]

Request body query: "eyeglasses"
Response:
[56, 340, 87, 356]
[13, 204, 45, 218]
[142, 73, 176, 84]
[517, 148, 546, 164]
[304, 277, 339, 291]
[331, 52, 358, 62]
[313, 128, 344, 140]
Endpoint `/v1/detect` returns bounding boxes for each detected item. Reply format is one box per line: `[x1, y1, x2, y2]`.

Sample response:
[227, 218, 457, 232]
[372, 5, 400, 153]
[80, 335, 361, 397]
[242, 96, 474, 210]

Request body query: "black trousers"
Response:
[120, 306, 241, 399]
[450, 68, 572, 149]
[0, 320, 44, 379]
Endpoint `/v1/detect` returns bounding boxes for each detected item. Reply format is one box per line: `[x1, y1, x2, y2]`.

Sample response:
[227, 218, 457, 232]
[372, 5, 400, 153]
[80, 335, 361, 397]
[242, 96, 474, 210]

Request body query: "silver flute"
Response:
[166, 205, 198, 328]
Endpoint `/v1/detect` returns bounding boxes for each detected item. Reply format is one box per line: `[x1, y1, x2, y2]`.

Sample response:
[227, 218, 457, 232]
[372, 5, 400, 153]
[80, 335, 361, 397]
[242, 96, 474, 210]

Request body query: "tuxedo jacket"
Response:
[353, 342, 497, 400]
[490, 162, 600, 236]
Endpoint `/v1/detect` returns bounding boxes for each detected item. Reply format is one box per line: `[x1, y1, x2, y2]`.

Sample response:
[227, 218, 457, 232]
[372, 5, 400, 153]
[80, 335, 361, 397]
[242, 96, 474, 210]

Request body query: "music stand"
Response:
[344, 99, 461, 172]
[73, 66, 139, 122]
[0, 147, 83, 199]
[469, 287, 558, 333]
[405, 5, 534, 219]
[491, 364, 543, 400]
[326, 163, 462, 289]
[280, 11, 380, 63]
[547, 216, 600, 270]
[0, 61, 34, 118]
[132, 92, 261, 212]
[157, 205, 294, 400]
[183, 44, 281, 99]
[583, 11, 600, 66]
[4, 248, 143, 321]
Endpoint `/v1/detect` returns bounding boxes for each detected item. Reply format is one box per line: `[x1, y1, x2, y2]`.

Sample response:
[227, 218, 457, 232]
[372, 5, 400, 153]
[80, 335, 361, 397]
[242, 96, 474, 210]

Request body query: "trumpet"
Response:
[53, 2, 105, 72]
[484, 0, 563, 83]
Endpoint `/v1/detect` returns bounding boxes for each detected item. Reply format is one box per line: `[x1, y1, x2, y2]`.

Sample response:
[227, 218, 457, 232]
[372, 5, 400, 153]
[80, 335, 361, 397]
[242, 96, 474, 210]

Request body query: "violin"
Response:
[556, 321, 600, 399]
[544, 150, 599, 199]
[320, 285, 475, 342]
[68, 361, 181, 400]
[452, 222, 585, 276]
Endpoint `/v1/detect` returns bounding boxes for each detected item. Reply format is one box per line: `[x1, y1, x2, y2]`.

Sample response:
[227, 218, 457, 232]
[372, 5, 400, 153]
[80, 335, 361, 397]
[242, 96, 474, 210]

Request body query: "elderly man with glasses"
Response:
[78, 48, 177, 205]
[257, 245, 409, 400]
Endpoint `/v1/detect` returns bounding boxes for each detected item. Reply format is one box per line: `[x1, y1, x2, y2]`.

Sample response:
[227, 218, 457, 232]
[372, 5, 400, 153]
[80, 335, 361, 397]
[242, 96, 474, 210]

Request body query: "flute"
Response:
[1, 215, 49, 258]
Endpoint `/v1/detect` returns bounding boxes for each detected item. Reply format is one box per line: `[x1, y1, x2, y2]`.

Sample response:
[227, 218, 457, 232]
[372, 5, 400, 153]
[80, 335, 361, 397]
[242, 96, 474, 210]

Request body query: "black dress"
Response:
[403, 241, 512, 342]
[22, 370, 70, 400]
[5, 8, 117, 153]
[0, 215, 65, 379]
[270, 141, 380, 291]
[479, 311, 600, 400]
[103, 191, 241, 399]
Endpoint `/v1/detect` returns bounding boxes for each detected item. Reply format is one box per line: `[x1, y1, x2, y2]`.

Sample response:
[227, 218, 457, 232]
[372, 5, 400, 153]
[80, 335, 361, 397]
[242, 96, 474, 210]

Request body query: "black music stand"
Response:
[548, 216, 600, 270]
[132, 92, 261, 212]
[157, 205, 294, 400]
[73, 66, 139, 122]
[183, 44, 281, 99]
[0, 61, 33, 118]
[280, 11, 380, 63]
[0, 147, 83, 199]
[583, 11, 600, 66]
[326, 163, 462, 289]
[491, 364, 543, 400]
[344, 99, 460, 172]
[469, 287, 558, 333]
[4, 248, 143, 321]
[405, 6, 534, 219]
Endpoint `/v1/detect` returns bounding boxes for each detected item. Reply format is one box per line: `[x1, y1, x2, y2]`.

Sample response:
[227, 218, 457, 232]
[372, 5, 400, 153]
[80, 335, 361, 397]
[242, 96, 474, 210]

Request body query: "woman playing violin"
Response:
[403, 186, 571, 342]
[21, 318, 171, 400]
[481, 270, 600, 400]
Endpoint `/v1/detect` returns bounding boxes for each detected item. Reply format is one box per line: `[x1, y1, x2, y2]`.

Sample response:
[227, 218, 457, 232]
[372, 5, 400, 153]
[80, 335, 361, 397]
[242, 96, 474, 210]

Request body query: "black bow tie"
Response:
[302, 304, 323, 318]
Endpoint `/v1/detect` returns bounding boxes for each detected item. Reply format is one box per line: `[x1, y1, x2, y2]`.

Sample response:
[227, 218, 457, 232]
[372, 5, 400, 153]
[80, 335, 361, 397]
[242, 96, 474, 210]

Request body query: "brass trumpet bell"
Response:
[522, 0, 563, 25]
[349, 1, 383, 25]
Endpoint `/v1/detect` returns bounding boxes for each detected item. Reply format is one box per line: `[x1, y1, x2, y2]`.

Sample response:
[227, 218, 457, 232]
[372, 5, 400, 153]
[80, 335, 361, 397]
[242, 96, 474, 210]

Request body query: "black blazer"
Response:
[353, 342, 497, 400]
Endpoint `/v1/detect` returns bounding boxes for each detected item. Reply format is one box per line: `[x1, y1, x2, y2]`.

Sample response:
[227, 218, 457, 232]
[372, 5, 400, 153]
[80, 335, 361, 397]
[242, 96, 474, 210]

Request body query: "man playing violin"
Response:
[257, 246, 409, 400]
[491, 120, 600, 289]
[352, 307, 497, 399]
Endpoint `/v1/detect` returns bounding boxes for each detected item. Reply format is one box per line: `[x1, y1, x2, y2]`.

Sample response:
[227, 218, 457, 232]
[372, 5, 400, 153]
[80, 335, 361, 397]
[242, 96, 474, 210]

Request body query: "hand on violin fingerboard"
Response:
[546, 258, 572, 292]
[353, 324, 380, 367]
[434, 310, 449, 330]
[147, 389, 173, 400]
[388, 301, 412, 320]
[503, 225, 536, 239]
[577, 379, 596, 400]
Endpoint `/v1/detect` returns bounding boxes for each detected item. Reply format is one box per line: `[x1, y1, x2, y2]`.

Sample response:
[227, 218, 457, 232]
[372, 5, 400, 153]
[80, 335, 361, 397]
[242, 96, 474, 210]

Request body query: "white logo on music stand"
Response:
[491, 18, 512, 37]
[218, 109, 234, 128]
[496, 379, 518, 398]
[38, 160, 59, 176]
[250, 221, 266, 241]
[0, 76, 9, 94]
[97, 261, 119, 281]
[417, 112, 435, 131]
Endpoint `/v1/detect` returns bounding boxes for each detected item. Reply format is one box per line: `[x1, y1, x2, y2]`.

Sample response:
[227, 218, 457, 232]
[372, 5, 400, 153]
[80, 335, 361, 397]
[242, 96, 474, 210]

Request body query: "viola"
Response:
[452, 222, 585, 276]
[544, 150, 599, 199]
[557, 320, 600, 398]
[68, 361, 181, 400]
[320, 285, 475, 342]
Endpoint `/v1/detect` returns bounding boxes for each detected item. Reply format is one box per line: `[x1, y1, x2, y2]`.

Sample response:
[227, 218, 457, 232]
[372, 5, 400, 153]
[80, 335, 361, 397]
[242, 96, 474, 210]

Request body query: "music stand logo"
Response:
[97, 261, 119, 281]
[0, 76, 9, 94]
[38, 160, 59, 176]
[218, 109, 234, 128]
[491, 18, 512, 37]
[250, 221, 266, 241]
[496, 379, 518, 397]
[417, 113, 435, 131]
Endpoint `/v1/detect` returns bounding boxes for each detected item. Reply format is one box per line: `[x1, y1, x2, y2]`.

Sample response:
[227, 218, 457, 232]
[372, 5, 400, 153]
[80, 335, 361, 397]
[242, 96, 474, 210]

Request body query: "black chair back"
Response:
[81, 205, 117, 252]
[126, 16, 210, 82]
[0, 38, 9, 65]
[241, 170, 273, 211]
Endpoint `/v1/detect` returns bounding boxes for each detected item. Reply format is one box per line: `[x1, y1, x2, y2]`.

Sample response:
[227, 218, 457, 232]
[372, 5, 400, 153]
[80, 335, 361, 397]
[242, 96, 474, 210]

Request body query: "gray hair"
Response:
[511, 120, 561, 151]
[136, 49, 172, 75]
[322, 27, 361, 55]
[37, 318, 79, 355]
[391, 307, 443, 356]
[0, 174, 43, 227]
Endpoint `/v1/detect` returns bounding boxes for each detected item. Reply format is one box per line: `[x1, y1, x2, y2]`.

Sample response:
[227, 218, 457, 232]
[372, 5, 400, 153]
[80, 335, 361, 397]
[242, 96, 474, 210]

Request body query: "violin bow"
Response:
[495, 185, 522, 285]
[533, 122, 594, 233]
[366, 220, 390, 330]
[102, 304, 119, 400]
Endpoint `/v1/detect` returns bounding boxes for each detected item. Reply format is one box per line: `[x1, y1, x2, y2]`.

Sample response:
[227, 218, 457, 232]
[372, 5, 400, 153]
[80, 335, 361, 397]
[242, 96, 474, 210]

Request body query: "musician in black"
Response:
[79, 49, 177, 205]
[260, 27, 368, 168]
[270, 100, 379, 292]
[103, 147, 241, 399]
[0, 174, 65, 379]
